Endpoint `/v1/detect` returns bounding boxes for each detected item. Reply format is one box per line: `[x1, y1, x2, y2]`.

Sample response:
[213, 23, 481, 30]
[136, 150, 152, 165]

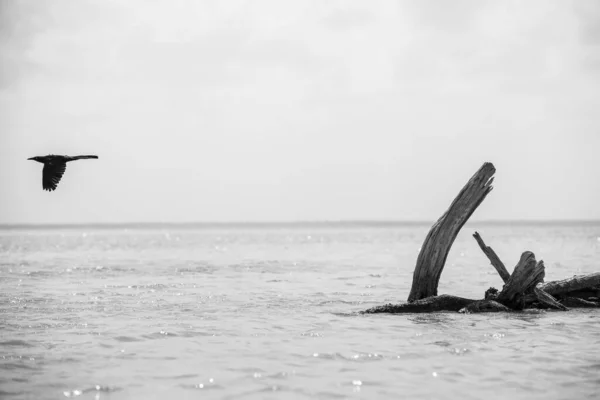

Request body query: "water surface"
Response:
[1, 222, 599, 399]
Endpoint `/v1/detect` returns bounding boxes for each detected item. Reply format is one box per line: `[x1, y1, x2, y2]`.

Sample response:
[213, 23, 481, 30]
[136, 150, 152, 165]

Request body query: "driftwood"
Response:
[533, 284, 568, 311]
[471, 235, 599, 310]
[363, 161, 600, 314]
[523, 273, 600, 305]
[560, 297, 600, 308]
[496, 253, 545, 309]
[459, 300, 511, 314]
[408, 163, 495, 302]
[472, 232, 510, 282]
[364, 295, 475, 314]
[537, 272, 600, 298]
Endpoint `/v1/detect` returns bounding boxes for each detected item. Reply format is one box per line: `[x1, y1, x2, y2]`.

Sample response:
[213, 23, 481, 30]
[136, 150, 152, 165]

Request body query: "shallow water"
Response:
[1, 222, 599, 399]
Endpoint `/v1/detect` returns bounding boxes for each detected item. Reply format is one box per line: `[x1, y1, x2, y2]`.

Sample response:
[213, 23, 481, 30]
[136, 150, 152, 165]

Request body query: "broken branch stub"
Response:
[407, 162, 496, 302]
[497, 252, 545, 309]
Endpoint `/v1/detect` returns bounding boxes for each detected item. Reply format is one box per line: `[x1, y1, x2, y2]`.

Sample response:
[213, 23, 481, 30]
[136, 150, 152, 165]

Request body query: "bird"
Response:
[28, 154, 99, 191]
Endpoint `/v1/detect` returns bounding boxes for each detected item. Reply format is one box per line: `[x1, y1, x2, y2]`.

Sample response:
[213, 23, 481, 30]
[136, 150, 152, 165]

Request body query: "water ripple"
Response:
[63, 385, 121, 397]
[2, 224, 599, 399]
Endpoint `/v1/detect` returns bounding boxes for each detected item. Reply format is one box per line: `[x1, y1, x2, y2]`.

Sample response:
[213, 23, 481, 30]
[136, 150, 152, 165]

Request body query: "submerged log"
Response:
[362, 295, 476, 314]
[496, 252, 545, 310]
[561, 288, 600, 301]
[560, 297, 600, 308]
[472, 231, 510, 283]
[408, 163, 495, 302]
[459, 300, 511, 314]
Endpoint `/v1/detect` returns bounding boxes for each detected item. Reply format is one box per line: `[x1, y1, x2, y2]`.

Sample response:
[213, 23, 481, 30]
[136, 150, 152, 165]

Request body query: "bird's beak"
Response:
[27, 157, 34, 160]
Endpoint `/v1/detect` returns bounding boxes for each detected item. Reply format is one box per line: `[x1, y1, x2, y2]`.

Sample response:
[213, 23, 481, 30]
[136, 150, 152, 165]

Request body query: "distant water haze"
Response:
[1, 0, 599, 224]
[1, 220, 599, 231]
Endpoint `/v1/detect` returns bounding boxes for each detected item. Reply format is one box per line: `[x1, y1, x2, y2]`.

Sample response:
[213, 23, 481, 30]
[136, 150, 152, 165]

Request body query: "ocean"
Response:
[1, 222, 599, 399]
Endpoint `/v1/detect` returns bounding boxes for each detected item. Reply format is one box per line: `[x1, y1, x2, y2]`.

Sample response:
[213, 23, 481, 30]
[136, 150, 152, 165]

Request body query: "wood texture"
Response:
[362, 295, 476, 314]
[458, 300, 511, 313]
[472, 231, 510, 283]
[407, 163, 496, 302]
[361, 161, 599, 315]
[533, 283, 568, 311]
[497, 252, 545, 310]
[560, 297, 600, 308]
[537, 272, 600, 297]
[523, 272, 600, 305]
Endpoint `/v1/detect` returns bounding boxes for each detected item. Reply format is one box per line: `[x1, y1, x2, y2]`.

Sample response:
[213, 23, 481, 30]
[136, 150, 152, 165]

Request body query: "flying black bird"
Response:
[28, 154, 99, 191]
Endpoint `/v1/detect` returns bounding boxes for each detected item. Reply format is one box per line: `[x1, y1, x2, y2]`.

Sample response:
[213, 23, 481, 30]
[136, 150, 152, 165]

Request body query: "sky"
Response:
[0, 0, 599, 224]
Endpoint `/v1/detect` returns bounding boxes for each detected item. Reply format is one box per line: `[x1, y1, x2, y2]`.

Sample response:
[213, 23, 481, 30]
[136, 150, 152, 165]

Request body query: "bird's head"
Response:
[28, 156, 43, 163]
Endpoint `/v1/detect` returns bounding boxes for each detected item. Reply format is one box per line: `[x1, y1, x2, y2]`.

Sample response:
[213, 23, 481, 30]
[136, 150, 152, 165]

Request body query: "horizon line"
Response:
[1, 219, 599, 230]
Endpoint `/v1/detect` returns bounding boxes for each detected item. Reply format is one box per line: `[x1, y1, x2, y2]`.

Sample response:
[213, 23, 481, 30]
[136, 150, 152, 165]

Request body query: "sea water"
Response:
[1, 222, 599, 399]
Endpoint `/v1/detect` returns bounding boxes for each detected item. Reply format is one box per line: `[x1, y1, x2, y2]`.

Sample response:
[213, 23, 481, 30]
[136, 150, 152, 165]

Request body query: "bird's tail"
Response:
[69, 155, 99, 161]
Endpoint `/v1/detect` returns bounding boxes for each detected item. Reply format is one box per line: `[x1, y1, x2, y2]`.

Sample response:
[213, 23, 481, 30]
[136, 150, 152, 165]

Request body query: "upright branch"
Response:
[472, 231, 510, 283]
[407, 163, 496, 302]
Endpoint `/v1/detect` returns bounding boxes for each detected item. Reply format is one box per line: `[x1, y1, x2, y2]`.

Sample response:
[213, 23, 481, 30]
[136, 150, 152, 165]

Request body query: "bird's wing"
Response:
[42, 161, 67, 191]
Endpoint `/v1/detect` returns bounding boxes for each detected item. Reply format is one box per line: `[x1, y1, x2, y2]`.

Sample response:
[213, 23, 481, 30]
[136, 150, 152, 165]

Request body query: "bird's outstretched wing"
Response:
[42, 161, 67, 191]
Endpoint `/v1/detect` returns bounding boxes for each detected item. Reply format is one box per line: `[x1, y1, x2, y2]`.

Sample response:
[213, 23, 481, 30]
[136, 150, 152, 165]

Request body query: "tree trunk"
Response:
[407, 163, 496, 302]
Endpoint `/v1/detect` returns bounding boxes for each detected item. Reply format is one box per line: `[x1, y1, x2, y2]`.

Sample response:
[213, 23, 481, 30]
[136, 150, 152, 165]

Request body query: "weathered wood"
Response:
[523, 273, 600, 304]
[538, 272, 600, 297]
[561, 288, 600, 300]
[484, 287, 499, 300]
[407, 163, 495, 302]
[533, 283, 568, 311]
[560, 297, 600, 308]
[362, 295, 476, 314]
[361, 161, 600, 315]
[459, 300, 511, 314]
[496, 252, 545, 310]
[472, 231, 510, 283]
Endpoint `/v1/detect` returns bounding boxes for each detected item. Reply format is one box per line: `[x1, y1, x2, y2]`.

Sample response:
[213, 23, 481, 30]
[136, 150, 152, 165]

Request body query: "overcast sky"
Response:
[0, 0, 599, 224]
